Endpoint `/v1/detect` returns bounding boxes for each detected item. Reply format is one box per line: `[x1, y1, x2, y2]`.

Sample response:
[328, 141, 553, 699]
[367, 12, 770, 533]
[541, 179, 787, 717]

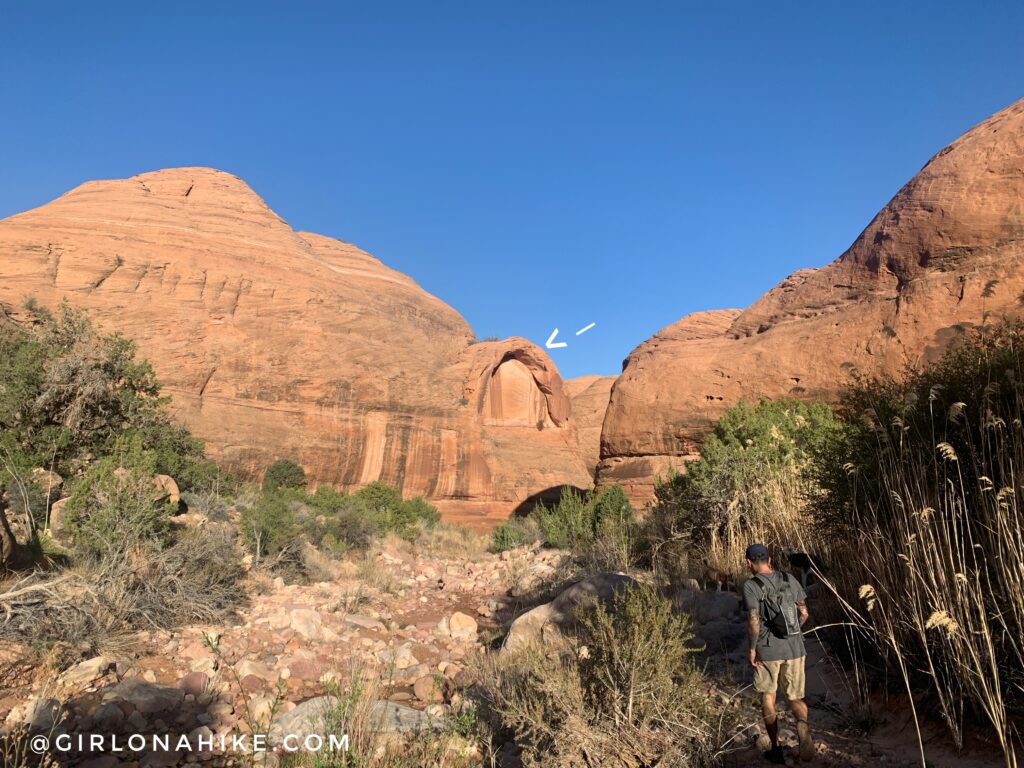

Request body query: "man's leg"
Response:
[762, 692, 779, 748]
[783, 656, 814, 762]
[787, 696, 808, 723]
[755, 660, 786, 763]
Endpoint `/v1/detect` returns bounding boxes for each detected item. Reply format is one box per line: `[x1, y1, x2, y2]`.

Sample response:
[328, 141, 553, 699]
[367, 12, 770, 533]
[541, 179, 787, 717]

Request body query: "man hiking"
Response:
[743, 543, 814, 764]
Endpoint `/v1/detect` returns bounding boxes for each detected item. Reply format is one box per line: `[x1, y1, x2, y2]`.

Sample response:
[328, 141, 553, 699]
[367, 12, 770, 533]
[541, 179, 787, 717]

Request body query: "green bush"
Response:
[0, 301, 223, 492]
[533, 487, 593, 550]
[240, 491, 298, 563]
[242, 480, 438, 562]
[642, 398, 841, 584]
[653, 398, 841, 543]
[262, 458, 307, 493]
[402, 495, 441, 528]
[353, 481, 440, 541]
[528, 485, 636, 568]
[63, 445, 175, 562]
[490, 516, 542, 553]
[306, 490, 378, 551]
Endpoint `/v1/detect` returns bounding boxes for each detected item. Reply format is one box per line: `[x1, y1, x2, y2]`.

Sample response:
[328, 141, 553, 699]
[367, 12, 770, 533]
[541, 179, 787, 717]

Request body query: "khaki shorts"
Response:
[754, 655, 806, 700]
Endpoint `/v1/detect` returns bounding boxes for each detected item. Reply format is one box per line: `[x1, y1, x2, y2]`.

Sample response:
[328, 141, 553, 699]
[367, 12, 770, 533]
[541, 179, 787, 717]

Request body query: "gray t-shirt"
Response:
[742, 570, 807, 661]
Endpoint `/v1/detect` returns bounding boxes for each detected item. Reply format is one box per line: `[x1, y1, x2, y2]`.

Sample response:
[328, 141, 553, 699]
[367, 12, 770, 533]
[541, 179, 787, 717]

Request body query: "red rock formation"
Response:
[565, 376, 615, 479]
[0, 167, 591, 526]
[599, 98, 1024, 505]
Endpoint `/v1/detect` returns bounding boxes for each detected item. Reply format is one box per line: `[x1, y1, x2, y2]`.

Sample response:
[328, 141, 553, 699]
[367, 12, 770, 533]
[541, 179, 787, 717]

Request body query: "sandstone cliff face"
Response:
[565, 376, 615, 479]
[599, 98, 1024, 504]
[0, 167, 592, 526]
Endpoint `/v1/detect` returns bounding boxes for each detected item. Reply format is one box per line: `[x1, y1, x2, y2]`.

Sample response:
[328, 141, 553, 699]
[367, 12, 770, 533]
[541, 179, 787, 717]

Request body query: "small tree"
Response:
[262, 458, 306, 493]
[240, 492, 298, 564]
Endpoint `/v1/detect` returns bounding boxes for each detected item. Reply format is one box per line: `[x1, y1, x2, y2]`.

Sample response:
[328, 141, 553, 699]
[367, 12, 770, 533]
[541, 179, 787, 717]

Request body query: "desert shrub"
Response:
[477, 583, 725, 767]
[491, 516, 542, 553]
[353, 481, 440, 541]
[239, 491, 298, 564]
[817, 322, 1024, 761]
[240, 482, 440, 568]
[0, 525, 245, 658]
[403, 495, 441, 528]
[354, 481, 403, 517]
[275, 664, 480, 768]
[63, 446, 175, 562]
[305, 491, 379, 552]
[529, 485, 637, 569]
[533, 487, 592, 550]
[262, 458, 307, 492]
[646, 398, 841, 583]
[417, 521, 490, 559]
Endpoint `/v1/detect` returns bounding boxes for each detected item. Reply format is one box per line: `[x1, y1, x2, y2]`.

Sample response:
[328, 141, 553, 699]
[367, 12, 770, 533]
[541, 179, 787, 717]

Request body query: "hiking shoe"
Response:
[796, 720, 814, 762]
[763, 746, 787, 764]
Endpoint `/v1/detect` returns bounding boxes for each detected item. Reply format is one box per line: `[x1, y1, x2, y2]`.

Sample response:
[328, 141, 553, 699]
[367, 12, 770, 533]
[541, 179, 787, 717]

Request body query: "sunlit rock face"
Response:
[0, 167, 592, 526]
[599, 98, 1024, 505]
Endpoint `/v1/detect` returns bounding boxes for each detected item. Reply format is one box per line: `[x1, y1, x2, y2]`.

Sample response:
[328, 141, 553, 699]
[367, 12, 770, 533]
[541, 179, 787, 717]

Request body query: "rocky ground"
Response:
[0, 543, 1005, 767]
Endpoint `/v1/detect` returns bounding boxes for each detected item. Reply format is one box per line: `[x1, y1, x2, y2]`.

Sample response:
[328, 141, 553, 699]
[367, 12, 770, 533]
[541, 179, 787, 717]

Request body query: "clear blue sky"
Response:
[2, 2, 1022, 378]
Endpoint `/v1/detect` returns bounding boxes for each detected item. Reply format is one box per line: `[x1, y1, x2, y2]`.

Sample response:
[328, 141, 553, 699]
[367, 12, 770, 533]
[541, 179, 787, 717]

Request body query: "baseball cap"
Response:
[745, 543, 770, 561]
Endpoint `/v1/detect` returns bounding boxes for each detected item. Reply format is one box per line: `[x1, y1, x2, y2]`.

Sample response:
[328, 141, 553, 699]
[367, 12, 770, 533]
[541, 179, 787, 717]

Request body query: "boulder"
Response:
[175, 670, 210, 696]
[447, 612, 478, 641]
[153, 474, 180, 505]
[502, 572, 639, 653]
[413, 674, 444, 703]
[368, 700, 439, 734]
[235, 659, 277, 683]
[31, 468, 64, 502]
[11, 698, 63, 732]
[47, 498, 70, 542]
[290, 608, 338, 642]
[676, 590, 742, 623]
[345, 614, 386, 631]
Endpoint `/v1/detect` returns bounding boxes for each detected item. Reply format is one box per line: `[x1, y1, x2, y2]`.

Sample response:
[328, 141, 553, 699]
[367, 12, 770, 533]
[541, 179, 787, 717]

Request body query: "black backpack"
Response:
[752, 572, 802, 639]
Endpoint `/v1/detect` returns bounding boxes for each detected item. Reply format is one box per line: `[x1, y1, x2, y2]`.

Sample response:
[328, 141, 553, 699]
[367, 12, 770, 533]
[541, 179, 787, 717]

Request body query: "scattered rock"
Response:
[61, 656, 114, 687]
[15, 698, 63, 731]
[100, 678, 184, 715]
[235, 659, 277, 683]
[175, 671, 210, 696]
[290, 608, 338, 641]
[345, 614, 386, 631]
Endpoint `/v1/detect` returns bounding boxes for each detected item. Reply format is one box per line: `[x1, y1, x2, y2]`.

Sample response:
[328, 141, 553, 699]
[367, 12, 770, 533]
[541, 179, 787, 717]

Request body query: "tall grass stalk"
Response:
[823, 328, 1024, 767]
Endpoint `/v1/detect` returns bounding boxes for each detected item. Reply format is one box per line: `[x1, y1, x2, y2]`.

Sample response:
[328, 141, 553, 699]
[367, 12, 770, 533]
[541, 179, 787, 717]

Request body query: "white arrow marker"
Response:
[545, 328, 568, 349]
[576, 322, 596, 336]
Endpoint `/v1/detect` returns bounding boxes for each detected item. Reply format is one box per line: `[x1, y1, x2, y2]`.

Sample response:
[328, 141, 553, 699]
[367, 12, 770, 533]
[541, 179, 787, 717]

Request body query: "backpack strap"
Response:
[751, 575, 770, 603]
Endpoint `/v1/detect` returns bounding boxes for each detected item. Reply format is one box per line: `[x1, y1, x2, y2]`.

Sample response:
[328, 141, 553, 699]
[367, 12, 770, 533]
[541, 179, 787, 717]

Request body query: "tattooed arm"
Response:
[747, 608, 761, 667]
